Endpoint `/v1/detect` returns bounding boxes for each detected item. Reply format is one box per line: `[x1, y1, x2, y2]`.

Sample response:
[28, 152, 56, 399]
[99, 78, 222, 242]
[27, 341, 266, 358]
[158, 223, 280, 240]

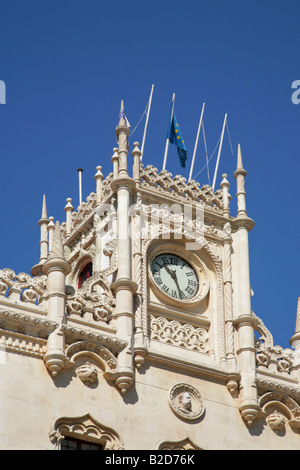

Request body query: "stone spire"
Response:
[234, 144, 247, 218]
[48, 222, 65, 259]
[220, 173, 230, 218]
[232, 144, 259, 425]
[38, 194, 49, 264]
[290, 298, 300, 345]
[31, 195, 49, 276]
[116, 100, 130, 177]
[296, 298, 300, 334]
[94, 166, 104, 207]
[290, 298, 300, 382]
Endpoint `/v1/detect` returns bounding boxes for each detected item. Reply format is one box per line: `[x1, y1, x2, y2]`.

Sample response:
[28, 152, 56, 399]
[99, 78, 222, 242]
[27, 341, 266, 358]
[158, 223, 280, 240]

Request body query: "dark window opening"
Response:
[78, 262, 93, 289]
[61, 436, 103, 450]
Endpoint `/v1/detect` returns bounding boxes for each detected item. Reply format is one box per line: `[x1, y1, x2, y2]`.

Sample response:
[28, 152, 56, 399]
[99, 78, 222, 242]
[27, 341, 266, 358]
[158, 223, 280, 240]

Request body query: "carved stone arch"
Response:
[84, 271, 112, 296]
[157, 436, 203, 450]
[65, 340, 118, 377]
[253, 312, 274, 348]
[49, 413, 124, 450]
[259, 392, 300, 434]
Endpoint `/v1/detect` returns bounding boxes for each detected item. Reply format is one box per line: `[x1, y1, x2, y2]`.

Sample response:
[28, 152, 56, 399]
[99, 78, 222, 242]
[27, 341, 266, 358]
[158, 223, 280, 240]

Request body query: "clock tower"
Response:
[1, 101, 300, 450]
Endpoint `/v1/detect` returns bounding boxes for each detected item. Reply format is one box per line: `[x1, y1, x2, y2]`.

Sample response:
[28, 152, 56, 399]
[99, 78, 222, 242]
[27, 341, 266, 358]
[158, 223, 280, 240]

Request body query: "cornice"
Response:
[62, 323, 127, 354]
[146, 348, 240, 385]
[0, 308, 58, 334]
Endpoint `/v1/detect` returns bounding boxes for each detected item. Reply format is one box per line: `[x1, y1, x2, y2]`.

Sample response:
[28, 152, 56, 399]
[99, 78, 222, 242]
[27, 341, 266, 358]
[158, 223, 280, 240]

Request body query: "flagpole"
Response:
[188, 102, 205, 182]
[141, 84, 154, 161]
[162, 93, 175, 171]
[212, 113, 227, 192]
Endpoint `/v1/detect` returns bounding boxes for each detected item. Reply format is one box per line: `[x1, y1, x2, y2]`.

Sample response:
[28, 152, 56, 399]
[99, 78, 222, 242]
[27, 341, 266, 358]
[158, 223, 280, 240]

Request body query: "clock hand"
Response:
[163, 265, 182, 299]
[171, 270, 183, 299]
[163, 265, 174, 278]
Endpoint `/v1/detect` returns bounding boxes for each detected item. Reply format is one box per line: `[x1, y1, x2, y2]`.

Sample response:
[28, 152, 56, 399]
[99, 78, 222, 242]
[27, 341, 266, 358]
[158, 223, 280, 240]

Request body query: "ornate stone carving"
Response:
[151, 315, 209, 353]
[49, 413, 124, 450]
[259, 391, 300, 433]
[157, 436, 203, 450]
[65, 340, 118, 372]
[0, 268, 46, 306]
[76, 362, 98, 386]
[266, 411, 286, 434]
[168, 383, 205, 421]
[140, 165, 224, 211]
[66, 271, 116, 323]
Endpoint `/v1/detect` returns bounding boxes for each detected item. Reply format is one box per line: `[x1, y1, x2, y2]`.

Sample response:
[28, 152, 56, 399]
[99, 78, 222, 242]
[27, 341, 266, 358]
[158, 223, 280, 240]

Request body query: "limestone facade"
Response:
[1, 105, 300, 450]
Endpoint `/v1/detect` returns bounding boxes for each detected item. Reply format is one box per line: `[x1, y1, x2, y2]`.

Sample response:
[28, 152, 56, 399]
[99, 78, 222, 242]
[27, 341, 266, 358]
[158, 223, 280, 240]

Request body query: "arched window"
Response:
[61, 436, 103, 450]
[49, 413, 124, 450]
[78, 262, 92, 289]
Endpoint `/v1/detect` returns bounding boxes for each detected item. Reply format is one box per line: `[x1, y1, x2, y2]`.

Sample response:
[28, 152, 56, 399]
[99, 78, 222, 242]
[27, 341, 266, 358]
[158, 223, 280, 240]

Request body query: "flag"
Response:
[167, 112, 187, 167]
[118, 100, 131, 128]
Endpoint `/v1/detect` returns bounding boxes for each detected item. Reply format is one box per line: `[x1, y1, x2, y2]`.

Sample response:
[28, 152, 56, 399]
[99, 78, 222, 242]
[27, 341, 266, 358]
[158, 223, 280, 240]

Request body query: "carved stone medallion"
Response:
[168, 383, 205, 421]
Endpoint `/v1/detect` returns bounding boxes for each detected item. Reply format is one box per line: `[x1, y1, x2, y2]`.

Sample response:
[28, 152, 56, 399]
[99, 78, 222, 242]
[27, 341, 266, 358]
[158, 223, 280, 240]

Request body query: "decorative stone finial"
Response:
[221, 173, 230, 218]
[116, 101, 130, 176]
[64, 198, 74, 237]
[49, 222, 65, 259]
[43, 221, 70, 276]
[38, 194, 49, 264]
[234, 144, 247, 218]
[234, 144, 247, 177]
[296, 298, 300, 334]
[290, 298, 300, 348]
[47, 216, 55, 251]
[94, 165, 104, 181]
[132, 141, 142, 183]
[40, 194, 48, 221]
[111, 147, 119, 179]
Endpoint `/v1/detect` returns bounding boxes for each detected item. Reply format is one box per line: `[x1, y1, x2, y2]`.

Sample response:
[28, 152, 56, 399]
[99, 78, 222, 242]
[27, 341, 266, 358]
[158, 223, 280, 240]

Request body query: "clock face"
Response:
[151, 253, 199, 300]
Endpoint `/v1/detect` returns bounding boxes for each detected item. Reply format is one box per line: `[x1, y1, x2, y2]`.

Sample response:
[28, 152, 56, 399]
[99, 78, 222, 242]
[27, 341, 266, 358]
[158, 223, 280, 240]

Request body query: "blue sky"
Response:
[0, 0, 299, 349]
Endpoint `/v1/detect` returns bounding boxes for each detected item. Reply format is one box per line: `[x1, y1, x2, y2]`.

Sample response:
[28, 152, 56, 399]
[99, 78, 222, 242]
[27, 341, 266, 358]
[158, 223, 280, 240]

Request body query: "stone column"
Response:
[233, 144, 259, 425]
[110, 102, 137, 393]
[42, 222, 71, 376]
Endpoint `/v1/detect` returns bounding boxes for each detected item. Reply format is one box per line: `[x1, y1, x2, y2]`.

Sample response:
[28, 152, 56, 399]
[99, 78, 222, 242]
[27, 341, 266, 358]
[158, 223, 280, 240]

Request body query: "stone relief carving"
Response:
[157, 436, 203, 450]
[169, 383, 205, 421]
[151, 315, 209, 353]
[0, 268, 46, 306]
[254, 313, 294, 376]
[259, 391, 300, 434]
[65, 340, 118, 372]
[76, 362, 98, 386]
[266, 411, 286, 434]
[140, 164, 224, 211]
[66, 271, 116, 323]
